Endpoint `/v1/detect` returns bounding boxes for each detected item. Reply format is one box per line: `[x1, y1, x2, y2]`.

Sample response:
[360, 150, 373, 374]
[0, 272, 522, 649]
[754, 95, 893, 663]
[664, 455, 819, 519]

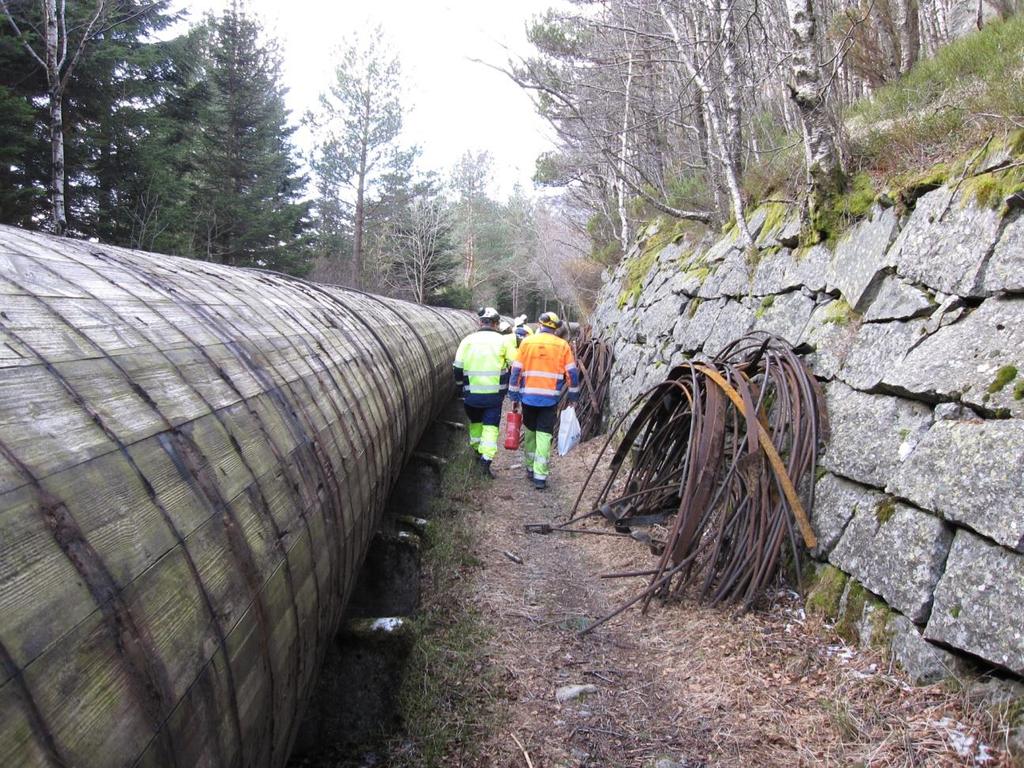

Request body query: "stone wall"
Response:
[589, 168, 1024, 682]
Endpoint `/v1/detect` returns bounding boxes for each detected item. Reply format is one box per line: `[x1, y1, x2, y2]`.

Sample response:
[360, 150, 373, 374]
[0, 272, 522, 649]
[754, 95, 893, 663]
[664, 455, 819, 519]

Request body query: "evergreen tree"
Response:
[186, 2, 310, 274]
[67, 1, 183, 243]
[0, 1, 185, 239]
[0, 82, 41, 228]
[306, 27, 403, 287]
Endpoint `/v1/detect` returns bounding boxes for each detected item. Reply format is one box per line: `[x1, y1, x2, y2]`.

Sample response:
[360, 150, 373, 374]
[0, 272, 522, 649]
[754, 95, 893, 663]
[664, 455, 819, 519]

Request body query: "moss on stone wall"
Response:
[754, 295, 775, 319]
[987, 365, 1019, 394]
[757, 202, 791, 243]
[806, 564, 848, 617]
[617, 218, 698, 309]
[823, 298, 857, 326]
[874, 497, 897, 525]
[962, 164, 1024, 213]
[835, 581, 871, 643]
[805, 172, 878, 247]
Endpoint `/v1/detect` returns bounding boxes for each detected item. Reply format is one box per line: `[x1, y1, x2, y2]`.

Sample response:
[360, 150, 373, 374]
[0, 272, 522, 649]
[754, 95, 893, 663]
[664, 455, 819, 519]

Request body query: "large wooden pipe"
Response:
[0, 225, 475, 768]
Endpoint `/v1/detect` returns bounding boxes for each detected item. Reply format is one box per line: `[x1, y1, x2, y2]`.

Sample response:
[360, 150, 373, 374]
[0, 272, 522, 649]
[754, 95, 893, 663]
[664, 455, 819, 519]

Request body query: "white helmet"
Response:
[478, 306, 500, 323]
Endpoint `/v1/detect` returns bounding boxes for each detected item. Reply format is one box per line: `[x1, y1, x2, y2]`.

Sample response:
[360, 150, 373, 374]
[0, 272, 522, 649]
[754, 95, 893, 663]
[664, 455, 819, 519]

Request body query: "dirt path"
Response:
[464, 439, 1012, 768]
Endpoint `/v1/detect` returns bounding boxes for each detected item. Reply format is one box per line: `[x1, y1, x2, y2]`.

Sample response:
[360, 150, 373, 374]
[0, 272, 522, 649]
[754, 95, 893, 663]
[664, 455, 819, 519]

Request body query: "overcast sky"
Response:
[170, 0, 561, 198]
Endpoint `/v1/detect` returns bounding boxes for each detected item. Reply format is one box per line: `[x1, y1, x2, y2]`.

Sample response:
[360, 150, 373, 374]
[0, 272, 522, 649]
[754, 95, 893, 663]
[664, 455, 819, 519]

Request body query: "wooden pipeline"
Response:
[0, 225, 475, 768]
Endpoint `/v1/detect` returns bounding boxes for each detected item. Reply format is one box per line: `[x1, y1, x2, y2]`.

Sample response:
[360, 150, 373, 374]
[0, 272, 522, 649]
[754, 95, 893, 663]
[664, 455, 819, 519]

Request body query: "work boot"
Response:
[479, 457, 495, 479]
[526, 467, 534, 481]
[532, 477, 547, 491]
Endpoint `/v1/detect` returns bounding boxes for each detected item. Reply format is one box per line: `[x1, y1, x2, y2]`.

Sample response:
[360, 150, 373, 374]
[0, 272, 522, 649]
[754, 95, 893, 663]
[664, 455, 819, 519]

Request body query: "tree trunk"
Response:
[694, 88, 724, 219]
[617, 52, 634, 252]
[44, 0, 67, 235]
[463, 205, 475, 289]
[896, 0, 921, 73]
[616, 0, 634, 253]
[353, 157, 366, 288]
[785, 0, 843, 219]
[658, 1, 754, 249]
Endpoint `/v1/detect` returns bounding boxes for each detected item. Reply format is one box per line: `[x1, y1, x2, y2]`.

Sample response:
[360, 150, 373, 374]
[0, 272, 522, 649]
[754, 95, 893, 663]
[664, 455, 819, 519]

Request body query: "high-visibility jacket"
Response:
[509, 328, 580, 408]
[453, 328, 517, 406]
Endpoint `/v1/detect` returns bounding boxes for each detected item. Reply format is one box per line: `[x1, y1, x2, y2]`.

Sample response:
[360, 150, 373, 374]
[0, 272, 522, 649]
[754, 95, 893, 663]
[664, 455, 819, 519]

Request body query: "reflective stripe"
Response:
[521, 386, 561, 396]
[522, 370, 561, 380]
[568, 386, 580, 393]
[465, 370, 502, 377]
[468, 385, 501, 393]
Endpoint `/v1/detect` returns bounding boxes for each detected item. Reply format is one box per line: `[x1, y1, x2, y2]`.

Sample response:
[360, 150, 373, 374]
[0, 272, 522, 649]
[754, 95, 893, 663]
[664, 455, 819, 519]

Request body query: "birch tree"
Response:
[785, 0, 843, 216]
[381, 192, 457, 304]
[1, 0, 112, 234]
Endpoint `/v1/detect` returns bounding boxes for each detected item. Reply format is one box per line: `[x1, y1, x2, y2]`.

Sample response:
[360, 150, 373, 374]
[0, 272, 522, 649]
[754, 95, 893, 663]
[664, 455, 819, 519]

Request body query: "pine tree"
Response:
[187, 2, 310, 274]
[306, 27, 403, 287]
[0, 1, 185, 239]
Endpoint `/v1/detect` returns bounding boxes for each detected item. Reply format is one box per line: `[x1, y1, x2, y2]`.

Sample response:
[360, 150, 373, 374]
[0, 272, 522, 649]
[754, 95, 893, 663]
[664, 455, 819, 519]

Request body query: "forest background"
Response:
[1, 0, 1021, 317]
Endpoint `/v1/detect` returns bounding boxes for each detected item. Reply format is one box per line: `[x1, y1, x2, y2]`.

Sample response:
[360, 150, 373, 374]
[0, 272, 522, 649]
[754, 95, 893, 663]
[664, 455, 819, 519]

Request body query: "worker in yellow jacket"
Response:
[453, 307, 518, 477]
[508, 311, 579, 489]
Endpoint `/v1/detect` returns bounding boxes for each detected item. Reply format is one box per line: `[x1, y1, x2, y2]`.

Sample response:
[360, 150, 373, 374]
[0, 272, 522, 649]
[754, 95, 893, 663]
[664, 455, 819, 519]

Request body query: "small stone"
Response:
[812, 473, 883, 557]
[932, 402, 969, 421]
[555, 683, 598, 703]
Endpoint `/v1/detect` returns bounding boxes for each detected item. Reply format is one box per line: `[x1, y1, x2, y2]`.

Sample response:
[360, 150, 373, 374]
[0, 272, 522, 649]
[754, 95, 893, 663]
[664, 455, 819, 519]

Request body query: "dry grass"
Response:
[313, 434, 1016, 767]
[461, 438, 1013, 767]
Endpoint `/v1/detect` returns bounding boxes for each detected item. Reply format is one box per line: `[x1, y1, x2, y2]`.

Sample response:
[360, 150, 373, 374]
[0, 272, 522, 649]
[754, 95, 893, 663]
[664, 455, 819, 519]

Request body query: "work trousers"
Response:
[464, 403, 502, 460]
[521, 404, 557, 480]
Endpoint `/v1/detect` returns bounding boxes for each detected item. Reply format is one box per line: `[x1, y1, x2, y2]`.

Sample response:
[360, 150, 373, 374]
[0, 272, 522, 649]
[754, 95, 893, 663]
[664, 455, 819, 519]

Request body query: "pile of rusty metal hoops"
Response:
[554, 324, 614, 441]
[572, 333, 828, 634]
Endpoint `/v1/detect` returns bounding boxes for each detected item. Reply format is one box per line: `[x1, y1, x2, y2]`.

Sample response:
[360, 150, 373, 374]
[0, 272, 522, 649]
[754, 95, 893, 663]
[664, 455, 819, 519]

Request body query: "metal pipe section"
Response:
[0, 225, 475, 768]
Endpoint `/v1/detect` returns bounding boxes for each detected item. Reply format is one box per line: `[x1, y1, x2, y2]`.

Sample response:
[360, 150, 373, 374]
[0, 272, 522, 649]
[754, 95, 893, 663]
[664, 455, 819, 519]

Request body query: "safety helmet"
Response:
[538, 311, 560, 329]
[498, 320, 512, 333]
[478, 306, 500, 324]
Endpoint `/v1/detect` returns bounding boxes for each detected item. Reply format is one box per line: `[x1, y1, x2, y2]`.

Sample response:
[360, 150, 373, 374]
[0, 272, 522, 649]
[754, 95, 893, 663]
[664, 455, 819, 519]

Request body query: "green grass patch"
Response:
[388, 442, 504, 766]
[847, 16, 1024, 178]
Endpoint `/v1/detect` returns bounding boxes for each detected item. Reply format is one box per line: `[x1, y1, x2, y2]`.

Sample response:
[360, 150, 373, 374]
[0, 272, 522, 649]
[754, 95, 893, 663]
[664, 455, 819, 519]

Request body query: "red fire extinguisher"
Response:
[504, 404, 522, 450]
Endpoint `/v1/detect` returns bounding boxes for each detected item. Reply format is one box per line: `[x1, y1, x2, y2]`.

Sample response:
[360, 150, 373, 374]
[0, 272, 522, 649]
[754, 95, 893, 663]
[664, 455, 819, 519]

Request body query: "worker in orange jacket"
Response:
[508, 311, 580, 489]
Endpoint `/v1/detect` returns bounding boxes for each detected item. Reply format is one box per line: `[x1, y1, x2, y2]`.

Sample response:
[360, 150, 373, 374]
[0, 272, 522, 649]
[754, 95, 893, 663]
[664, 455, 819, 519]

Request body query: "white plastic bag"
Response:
[557, 405, 582, 456]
